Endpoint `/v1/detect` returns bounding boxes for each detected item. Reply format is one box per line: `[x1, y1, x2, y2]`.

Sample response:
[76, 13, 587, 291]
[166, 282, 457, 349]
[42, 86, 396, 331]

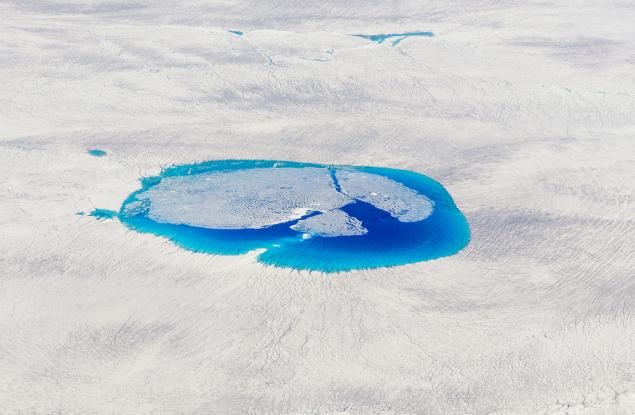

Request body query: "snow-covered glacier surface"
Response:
[2, 0, 635, 414]
[118, 160, 467, 272]
[141, 166, 352, 230]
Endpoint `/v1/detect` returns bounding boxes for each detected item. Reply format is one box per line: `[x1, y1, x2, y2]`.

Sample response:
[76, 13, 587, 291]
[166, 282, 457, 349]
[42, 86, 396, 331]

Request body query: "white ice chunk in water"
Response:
[335, 170, 434, 222]
[141, 167, 352, 229]
[136, 166, 433, 233]
[291, 209, 368, 237]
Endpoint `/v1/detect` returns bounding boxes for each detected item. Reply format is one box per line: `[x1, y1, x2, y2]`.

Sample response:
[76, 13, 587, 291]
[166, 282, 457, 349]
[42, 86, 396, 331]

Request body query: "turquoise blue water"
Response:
[113, 160, 469, 272]
[353, 31, 434, 46]
[228, 30, 244, 36]
[88, 149, 107, 157]
[87, 208, 117, 220]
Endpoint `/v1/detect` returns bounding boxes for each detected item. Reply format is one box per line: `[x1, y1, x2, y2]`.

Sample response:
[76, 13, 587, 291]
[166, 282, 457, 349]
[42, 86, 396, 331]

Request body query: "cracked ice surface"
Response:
[336, 170, 434, 222]
[142, 167, 351, 229]
[140, 166, 433, 234]
[290, 208, 367, 237]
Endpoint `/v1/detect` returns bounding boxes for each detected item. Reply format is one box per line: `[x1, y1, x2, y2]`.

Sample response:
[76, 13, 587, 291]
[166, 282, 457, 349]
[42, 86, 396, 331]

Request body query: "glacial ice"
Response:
[291, 209, 367, 237]
[141, 167, 350, 229]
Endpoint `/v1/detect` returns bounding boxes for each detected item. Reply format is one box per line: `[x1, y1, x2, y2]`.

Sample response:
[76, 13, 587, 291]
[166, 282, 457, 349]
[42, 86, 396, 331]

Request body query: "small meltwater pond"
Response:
[352, 31, 434, 46]
[115, 160, 469, 272]
[87, 149, 107, 157]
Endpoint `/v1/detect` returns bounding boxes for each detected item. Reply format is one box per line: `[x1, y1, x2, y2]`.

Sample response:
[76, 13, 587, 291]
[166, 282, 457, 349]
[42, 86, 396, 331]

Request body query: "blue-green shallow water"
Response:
[116, 160, 469, 273]
[352, 31, 434, 46]
[88, 149, 107, 157]
[76, 208, 117, 219]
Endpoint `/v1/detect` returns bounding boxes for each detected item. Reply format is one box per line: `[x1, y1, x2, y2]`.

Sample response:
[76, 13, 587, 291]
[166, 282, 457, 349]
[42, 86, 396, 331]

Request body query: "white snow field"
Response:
[1, 1, 634, 414]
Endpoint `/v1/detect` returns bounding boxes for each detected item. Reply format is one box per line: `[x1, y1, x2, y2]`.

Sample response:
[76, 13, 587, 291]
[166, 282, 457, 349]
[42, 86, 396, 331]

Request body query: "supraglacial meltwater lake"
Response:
[113, 160, 469, 272]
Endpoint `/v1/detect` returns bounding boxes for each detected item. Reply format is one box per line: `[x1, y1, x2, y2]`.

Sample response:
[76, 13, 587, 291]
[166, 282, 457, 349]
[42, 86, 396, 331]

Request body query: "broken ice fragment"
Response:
[291, 209, 367, 237]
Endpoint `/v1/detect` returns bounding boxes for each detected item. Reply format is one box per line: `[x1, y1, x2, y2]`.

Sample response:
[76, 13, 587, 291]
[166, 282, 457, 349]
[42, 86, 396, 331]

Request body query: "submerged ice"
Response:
[117, 160, 469, 272]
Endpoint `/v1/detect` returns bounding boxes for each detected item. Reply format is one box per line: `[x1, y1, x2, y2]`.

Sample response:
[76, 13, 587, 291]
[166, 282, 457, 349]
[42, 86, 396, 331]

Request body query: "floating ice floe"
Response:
[335, 169, 434, 222]
[141, 167, 350, 229]
[291, 209, 367, 237]
[138, 165, 433, 235]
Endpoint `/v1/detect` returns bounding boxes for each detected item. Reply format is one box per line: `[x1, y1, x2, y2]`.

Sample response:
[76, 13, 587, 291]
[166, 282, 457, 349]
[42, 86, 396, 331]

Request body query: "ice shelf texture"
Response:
[291, 209, 367, 237]
[118, 160, 469, 272]
[141, 166, 432, 231]
[143, 167, 351, 229]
